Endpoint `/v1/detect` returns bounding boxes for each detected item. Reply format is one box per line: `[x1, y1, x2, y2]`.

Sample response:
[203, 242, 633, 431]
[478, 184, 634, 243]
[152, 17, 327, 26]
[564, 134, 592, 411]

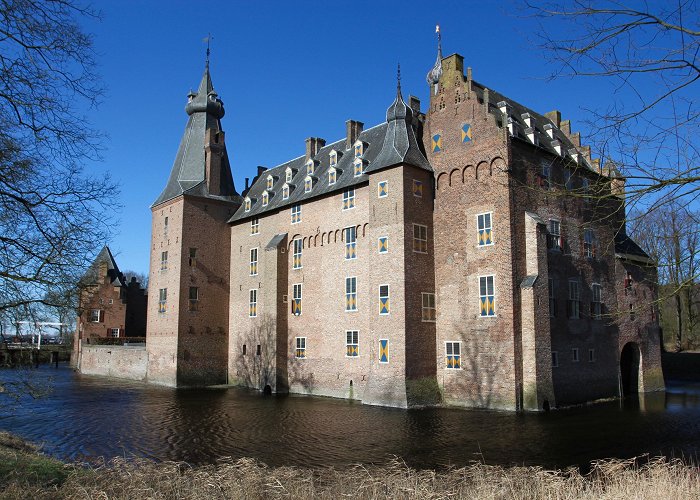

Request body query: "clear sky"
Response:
[82, 0, 618, 276]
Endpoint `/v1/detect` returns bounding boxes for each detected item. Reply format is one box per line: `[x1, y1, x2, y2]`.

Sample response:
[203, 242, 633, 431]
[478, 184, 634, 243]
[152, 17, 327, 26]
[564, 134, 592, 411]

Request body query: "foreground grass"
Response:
[1, 433, 698, 499]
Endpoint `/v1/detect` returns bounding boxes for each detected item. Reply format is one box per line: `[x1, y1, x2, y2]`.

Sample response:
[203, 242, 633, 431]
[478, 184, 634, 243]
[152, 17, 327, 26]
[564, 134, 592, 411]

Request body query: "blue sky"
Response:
[84, 0, 618, 275]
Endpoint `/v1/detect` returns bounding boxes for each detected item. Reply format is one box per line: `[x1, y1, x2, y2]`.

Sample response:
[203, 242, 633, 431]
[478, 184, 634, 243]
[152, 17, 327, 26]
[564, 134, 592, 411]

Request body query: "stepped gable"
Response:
[473, 79, 597, 172]
[228, 123, 387, 222]
[153, 66, 241, 206]
[366, 74, 431, 174]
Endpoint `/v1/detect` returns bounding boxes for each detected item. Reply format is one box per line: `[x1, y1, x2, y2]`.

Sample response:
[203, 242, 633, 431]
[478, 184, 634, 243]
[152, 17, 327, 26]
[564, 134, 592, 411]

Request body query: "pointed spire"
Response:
[204, 34, 213, 71]
[426, 24, 443, 86]
[397, 62, 402, 97]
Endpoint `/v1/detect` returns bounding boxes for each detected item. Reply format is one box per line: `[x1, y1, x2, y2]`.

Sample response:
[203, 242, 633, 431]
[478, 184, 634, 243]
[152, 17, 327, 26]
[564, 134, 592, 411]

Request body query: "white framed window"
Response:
[552, 351, 559, 368]
[591, 283, 602, 319]
[304, 175, 313, 193]
[477, 212, 493, 246]
[412, 179, 423, 198]
[158, 288, 167, 314]
[249, 289, 257, 317]
[292, 239, 302, 269]
[548, 278, 557, 317]
[251, 218, 259, 235]
[378, 180, 388, 198]
[479, 275, 495, 317]
[306, 160, 315, 176]
[89, 309, 101, 323]
[379, 338, 389, 363]
[413, 224, 428, 253]
[345, 277, 357, 312]
[564, 169, 573, 190]
[422, 293, 436, 322]
[378, 236, 389, 254]
[353, 158, 363, 177]
[330, 150, 338, 167]
[379, 284, 390, 315]
[160, 251, 168, 270]
[346, 330, 359, 357]
[292, 283, 302, 315]
[344, 226, 356, 260]
[108, 328, 120, 338]
[572, 347, 580, 362]
[547, 219, 561, 251]
[291, 203, 301, 224]
[354, 140, 363, 158]
[244, 198, 251, 212]
[266, 175, 274, 190]
[262, 191, 269, 207]
[250, 248, 258, 276]
[445, 341, 461, 369]
[584, 229, 596, 258]
[285, 167, 293, 183]
[568, 279, 580, 319]
[295, 336, 306, 358]
[189, 286, 199, 311]
[328, 168, 336, 185]
[540, 162, 551, 189]
[343, 188, 355, 210]
[282, 184, 290, 200]
[588, 349, 596, 363]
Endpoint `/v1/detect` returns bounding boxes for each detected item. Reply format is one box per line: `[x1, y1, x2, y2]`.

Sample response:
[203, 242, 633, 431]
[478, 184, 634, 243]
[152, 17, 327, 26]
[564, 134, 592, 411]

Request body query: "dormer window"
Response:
[285, 167, 293, 183]
[266, 175, 274, 190]
[244, 197, 251, 212]
[282, 183, 290, 200]
[522, 113, 533, 128]
[507, 117, 515, 137]
[304, 175, 314, 193]
[551, 140, 562, 156]
[353, 158, 364, 177]
[569, 149, 580, 164]
[353, 140, 364, 158]
[526, 127, 537, 145]
[306, 160, 315, 176]
[497, 100, 509, 117]
[330, 150, 340, 167]
[543, 123, 555, 139]
[328, 167, 337, 185]
[262, 190, 269, 207]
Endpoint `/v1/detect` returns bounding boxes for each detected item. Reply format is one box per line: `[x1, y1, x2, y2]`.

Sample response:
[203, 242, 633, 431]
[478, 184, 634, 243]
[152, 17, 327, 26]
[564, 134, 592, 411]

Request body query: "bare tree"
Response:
[527, 1, 700, 220]
[0, 1, 117, 323]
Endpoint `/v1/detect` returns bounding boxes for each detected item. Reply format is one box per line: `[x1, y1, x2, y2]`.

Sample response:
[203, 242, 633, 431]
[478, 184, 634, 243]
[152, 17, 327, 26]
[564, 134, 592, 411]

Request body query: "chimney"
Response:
[560, 120, 571, 136]
[409, 96, 421, 114]
[305, 137, 326, 161]
[466, 67, 472, 99]
[544, 110, 561, 128]
[345, 120, 364, 150]
[257, 166, 267, 177]
[205, 129, 224, 196]
[245, 177, 249, 191]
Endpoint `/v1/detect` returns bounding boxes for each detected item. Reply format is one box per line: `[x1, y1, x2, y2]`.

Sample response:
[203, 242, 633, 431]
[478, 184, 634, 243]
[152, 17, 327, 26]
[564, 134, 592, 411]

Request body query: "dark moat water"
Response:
[1, 364, 699, 469]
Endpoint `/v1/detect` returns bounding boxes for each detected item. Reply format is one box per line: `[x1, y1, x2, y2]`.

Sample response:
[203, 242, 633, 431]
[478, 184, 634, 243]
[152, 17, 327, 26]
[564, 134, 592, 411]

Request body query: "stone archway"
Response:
[620, 342, 641, 397]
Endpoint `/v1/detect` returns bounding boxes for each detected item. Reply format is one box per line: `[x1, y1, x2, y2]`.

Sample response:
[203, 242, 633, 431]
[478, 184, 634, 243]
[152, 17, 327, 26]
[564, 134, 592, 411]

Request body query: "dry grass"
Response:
[1, 452, 698, 500]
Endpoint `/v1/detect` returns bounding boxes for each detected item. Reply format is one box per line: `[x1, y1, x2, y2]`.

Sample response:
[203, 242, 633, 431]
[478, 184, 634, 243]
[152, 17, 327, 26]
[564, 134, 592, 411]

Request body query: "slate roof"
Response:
[82, 246, 125, 287]
[228, 84, 430, 223]
[153, 67, 241, 207]
[614, 233, 652, 262]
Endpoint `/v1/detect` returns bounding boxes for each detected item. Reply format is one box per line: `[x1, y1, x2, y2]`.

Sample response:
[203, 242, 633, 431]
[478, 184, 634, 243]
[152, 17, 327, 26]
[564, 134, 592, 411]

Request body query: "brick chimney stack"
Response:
[345, 120, 364, 150]
[305, 137, 326, 161]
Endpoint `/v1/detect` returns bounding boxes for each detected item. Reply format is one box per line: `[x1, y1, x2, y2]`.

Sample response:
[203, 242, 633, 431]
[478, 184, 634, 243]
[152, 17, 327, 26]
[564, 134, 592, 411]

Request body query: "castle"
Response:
[78, 38, 665, 410]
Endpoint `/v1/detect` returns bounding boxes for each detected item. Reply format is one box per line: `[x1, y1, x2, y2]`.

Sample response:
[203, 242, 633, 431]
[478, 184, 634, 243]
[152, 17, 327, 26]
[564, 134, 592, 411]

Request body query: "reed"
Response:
[1, 433, 698, 499]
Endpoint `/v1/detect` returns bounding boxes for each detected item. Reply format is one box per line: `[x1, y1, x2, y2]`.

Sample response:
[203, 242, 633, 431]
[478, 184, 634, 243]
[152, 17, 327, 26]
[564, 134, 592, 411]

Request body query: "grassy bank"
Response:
[1, 433, 699, 499]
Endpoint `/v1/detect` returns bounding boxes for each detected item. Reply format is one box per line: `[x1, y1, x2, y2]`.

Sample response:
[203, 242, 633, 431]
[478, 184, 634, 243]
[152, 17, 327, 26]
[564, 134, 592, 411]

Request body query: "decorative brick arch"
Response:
[449, 168, 460, 186]
[462, 164, 474, 183]
[288, 234, 302, 251]
[303, 236, 308, 248]
[321, 232, 326, 246]
[491, 156, 507, 175]
[334, 229, 340, 243]
[362, 223, 368, 237]
[436, 172, 447, 190]
[475, 160, 491, 179]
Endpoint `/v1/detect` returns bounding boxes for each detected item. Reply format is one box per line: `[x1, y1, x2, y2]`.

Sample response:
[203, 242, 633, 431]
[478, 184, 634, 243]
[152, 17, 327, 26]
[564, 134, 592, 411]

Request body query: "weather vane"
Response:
[397, 63, 401, 92]
[203, 33, 213, 68]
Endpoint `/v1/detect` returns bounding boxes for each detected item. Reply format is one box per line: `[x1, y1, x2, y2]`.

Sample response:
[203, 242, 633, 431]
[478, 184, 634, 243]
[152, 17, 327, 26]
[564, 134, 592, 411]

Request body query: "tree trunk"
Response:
[675, 293, 683, 352]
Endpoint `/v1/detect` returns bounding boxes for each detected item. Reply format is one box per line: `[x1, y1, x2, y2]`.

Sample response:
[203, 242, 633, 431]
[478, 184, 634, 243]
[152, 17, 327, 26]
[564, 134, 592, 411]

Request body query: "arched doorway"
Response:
[620, 342, 641, 398]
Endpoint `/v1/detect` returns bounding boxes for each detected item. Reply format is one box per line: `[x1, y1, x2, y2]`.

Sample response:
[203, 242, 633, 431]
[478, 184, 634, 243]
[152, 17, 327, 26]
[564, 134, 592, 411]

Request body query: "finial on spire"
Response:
[203, 34, 213, 69]
[397, 63, 401, 95]
[426, 24, 444, 88]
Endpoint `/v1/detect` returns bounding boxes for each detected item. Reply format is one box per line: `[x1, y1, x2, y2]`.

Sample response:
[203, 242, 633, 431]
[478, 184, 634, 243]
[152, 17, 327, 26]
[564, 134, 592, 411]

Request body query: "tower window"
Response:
[346, 330, 359, 357]
[479, 275, 495, 317]
[295, 337, 306, 358]
[345, 276, 357, 312]
[445, 341, 461, 369]
[547, 220, 561, 251]
[568, 279, 580, 319]
[160, 251, 168, 271]
[250, 219, 259, 235]
[477, 212, 493, 246]
[291, 203, 301, 224]
[591, 283, 602, 319]
[158, 288, 167, 314]
[189, 247, 197, 266]
[188, 287, 199, 311]
[379, 284, 390, 315]
[292, 283, 302, 315]
[422, 293, 436, 322]
[250, 248, 258, 276]
[293, 239, 302, 269]
[249, 289, 257, 318]
[344, 226, 356, 260]
[413, 224, 428, 253]
[343, 188, 355, 210]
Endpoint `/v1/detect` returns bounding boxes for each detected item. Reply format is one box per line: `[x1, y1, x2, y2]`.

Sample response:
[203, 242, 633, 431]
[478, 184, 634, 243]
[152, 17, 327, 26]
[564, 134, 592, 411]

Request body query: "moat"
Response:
[1, 363, 699, 469]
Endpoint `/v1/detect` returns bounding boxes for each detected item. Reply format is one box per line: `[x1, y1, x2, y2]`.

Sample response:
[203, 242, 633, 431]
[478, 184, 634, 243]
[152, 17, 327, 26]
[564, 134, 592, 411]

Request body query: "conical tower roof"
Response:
[153, 66, 240, 206]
